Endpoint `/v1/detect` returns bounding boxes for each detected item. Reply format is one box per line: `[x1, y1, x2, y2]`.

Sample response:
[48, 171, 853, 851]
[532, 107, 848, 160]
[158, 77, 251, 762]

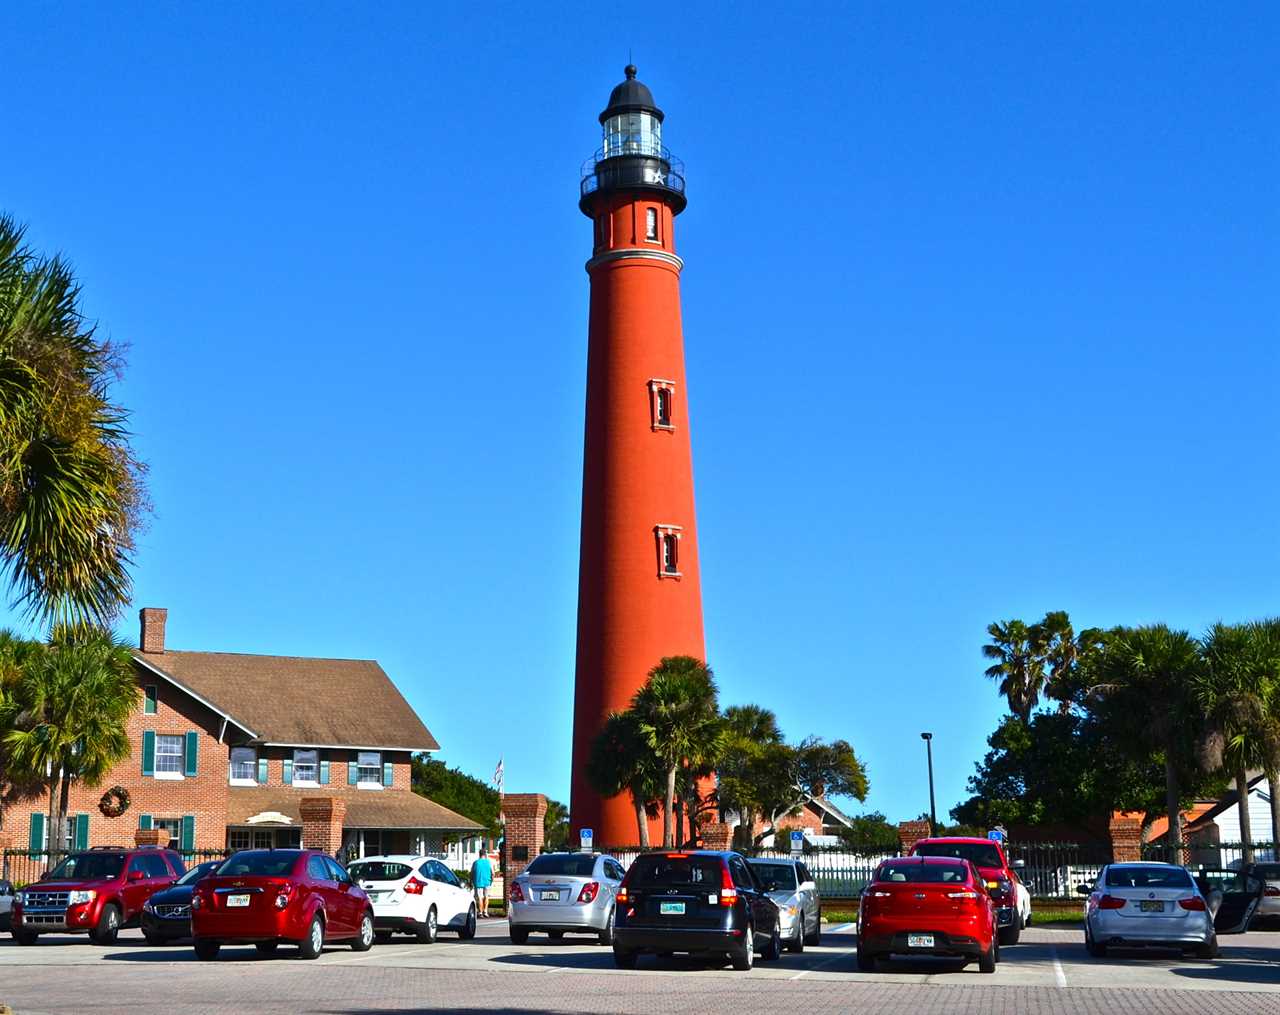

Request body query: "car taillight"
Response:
[616, 885, 628, 903]
[870, 890, 892, 897]
[577, 882, 599, 904]
[509, 881, 524, 903]
[1265, 886, 1280, 898]
[719, 863, 737, 906]
[1178, 897, 1206, 911]
[191, 894, 203, 911]
[1098, 895, 1126, 910]
[947, 891, 980, 899]
[403, 878, 427, 896]
[275, 885, 293, 910]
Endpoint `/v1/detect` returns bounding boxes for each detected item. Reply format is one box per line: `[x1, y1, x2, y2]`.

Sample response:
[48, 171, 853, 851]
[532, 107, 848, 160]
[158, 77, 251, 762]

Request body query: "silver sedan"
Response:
[1081, 862, 1217, 959]
[746, 857, 821, 952]
[508, 852, 625, 944]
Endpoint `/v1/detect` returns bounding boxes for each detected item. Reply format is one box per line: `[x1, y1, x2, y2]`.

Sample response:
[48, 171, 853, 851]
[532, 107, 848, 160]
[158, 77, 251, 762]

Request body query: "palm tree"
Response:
[584, 711, 664, 847]
[1253, 620, 1280, 849]
[717, 704, 783, 843]
[630, 656, 726, 848]
[983, 620, 1046, 721]
[1035, 611, 1107, 710]
[1089, 625, 1204, 855]
[0, 631, 44, 837]
[0, 216, 146, 628]
[1196, 622, 1277, 865]
[4, 629, 138, 853]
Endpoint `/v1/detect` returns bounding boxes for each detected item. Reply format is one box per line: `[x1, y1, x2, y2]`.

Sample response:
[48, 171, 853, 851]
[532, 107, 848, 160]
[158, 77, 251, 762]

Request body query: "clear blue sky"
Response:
[2, 3, 1276, 826]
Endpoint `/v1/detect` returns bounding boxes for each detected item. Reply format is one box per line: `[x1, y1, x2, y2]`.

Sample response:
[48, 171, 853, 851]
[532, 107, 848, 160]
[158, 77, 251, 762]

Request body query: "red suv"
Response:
[909, 837, 1026, 944]
[11, 846, 185, 945]
[857, 855, 998, 972]
[191, 849, 374, 959]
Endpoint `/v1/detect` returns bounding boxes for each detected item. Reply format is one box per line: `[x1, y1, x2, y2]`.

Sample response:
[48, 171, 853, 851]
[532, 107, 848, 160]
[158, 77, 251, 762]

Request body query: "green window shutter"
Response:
[257, 758, 269, 784]
[29, 812, 44, 853]
[139, 814, 153, 830]
[180, 815, 195, 852]
[319, 759, 330, 785]
[142, 730, 156, 776]
[184, 731, 199, 777]
[144, 685, 158, 714]
[74, 814, 89, 851]
[282, 760, 293, 785]
[382, 761, 393, 787]
[348, 761, 359, 786]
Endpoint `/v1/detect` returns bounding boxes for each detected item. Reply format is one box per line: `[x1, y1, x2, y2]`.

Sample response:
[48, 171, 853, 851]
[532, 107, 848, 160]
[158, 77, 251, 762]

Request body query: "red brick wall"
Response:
[501, 794, 547, 890]
[898, 819, 932, 854]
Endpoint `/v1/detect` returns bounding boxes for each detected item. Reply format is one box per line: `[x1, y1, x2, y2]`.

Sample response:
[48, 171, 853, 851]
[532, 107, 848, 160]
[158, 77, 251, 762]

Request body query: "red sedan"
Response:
[857, 856, 999, 973]
[191, 849, 374, 960]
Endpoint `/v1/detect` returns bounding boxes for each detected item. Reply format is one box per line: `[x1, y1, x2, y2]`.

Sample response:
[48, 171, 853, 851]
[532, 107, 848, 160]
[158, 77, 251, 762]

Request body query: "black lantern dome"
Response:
[580, 66, 686, 216]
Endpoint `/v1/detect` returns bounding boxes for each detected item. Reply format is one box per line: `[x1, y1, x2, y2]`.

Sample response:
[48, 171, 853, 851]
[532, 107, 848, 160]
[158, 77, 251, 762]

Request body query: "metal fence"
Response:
[1005, 841, 1110, 899]
[1141, 841, 1276, 869]
[2, 848, 232, 887]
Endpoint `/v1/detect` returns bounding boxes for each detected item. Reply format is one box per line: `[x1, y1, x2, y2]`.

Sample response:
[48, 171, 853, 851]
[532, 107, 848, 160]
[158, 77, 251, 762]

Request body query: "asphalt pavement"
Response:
[3, 918, 1279, 1014]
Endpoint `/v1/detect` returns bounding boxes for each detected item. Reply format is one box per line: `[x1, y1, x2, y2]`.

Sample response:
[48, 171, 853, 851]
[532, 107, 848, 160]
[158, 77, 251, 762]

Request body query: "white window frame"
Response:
[292, 749, 319, 786]
[227, 827, 251, 851]
[229, 747, 257, 786]
[154, 734, 185, 780]
[357, 751, 383, 789]
[648, 379, 676, 432]
[655, 524, 683, 579]
[153, 817, 181, 851]
[645, 206, 659, 242]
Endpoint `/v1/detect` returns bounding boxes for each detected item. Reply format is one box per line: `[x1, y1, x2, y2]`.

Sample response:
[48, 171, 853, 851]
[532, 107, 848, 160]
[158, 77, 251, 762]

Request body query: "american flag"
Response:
[493, 756, 504, 798]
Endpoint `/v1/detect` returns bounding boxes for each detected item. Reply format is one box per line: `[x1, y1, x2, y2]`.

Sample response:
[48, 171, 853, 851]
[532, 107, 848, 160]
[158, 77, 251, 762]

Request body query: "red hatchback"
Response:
[857, 856, 998, 973]
[191, 849, 374, 960]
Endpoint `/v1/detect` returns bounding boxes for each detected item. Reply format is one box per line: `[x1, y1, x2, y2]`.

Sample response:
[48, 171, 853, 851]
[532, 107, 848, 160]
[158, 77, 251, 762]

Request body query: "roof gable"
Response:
[135, 650, 440, 751]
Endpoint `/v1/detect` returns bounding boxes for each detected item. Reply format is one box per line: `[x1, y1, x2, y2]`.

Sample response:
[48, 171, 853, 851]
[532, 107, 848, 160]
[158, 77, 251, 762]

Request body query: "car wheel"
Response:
[805, 909, 821, 946]
[979, 939, 997, 973]
[90, 903, 121, 945]
[510, 925, 529, 945]
[731, 924, 754, 970]
[193, 938, 221, 961]
[613, 947, 638, 969]
[999, 921, 1021, 946]
[760, 922, 782, 961]
[787, 920, 805, 953]
[255, 941, 279, 956]
[351, 912, 374, 952]
[1085, 923, 1106, 958]
[598, 906, 615, 946]
[298, 915, 325, 960]
[13, 929, 39, 946]
[459, 905, 477, 940]
[855, 937, 876, 972]
[1196, 935, 1219, 960]
[419, 906, 438, 944]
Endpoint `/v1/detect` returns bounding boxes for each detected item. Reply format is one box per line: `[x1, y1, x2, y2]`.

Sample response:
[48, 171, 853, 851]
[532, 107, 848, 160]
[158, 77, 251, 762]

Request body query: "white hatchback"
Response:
[349, 855, 477, 943]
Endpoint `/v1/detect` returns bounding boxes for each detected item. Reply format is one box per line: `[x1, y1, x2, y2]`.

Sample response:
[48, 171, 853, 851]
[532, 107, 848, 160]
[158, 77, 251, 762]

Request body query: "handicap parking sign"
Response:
[790, 830, 804, 853]
[580, 827, 593, 851]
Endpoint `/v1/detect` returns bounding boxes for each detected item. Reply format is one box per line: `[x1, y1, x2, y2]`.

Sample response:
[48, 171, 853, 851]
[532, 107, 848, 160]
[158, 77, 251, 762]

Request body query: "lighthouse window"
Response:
[657, 388, 672, 426]
[662, 535, 678, 574]
[649, 379, 676, 431]
[645, 207, 658, 241]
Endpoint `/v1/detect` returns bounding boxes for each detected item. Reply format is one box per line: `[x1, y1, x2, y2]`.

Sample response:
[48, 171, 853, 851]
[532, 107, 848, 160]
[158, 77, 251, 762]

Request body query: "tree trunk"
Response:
[1236, 767, 1254, 865]
[675, 796, 685, 848]
[58, 771, 72, 854]
[46, 778, 58, 858]
[663, 766, 676, 848]
[1267, 765, 1280, 851]
[1164, 754, 1181, 865]
[633, 795, 650, 848]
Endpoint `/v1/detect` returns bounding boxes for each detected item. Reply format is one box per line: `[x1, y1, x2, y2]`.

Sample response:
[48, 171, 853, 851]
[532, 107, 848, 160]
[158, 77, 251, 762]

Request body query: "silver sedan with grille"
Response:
[508, 853, 625, 944]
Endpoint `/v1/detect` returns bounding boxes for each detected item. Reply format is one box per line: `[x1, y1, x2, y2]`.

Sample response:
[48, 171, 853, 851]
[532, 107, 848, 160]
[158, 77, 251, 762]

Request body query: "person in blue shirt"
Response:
[470, 853, 495, 918]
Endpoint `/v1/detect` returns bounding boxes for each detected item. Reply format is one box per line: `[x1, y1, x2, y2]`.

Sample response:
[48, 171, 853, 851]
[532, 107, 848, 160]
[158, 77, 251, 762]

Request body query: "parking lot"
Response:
[3, 919, 1280, 1014]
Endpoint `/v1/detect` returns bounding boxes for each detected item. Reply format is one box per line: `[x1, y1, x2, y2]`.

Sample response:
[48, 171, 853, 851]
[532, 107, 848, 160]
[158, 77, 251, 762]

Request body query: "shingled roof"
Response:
[134, 649, 440, 751]
[226, 787, 481, 831]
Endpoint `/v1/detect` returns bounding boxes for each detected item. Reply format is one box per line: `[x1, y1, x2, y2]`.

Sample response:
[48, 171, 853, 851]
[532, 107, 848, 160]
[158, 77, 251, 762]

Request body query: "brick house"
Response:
[14, 608, 482, 860]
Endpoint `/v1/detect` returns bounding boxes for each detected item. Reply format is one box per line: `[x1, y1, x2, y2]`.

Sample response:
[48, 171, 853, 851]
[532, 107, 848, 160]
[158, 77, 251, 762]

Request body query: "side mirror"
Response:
[128, 870, 147, 882]
[1076, 884, 1092, 896]
[1011, 859, 1025, 869]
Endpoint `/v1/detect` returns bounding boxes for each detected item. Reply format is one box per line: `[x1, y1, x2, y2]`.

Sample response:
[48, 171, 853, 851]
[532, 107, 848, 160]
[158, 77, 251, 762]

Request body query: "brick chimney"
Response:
[139, 607, 168, 654]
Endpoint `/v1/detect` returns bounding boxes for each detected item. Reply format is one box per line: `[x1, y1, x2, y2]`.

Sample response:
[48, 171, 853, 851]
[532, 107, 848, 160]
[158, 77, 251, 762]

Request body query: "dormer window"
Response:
[645, 207, 658, 241]
[655, 524, 683, 578]
[649, 379, 676, 430]
[229, 747, 257, 786]
[293, 749, 319, 785]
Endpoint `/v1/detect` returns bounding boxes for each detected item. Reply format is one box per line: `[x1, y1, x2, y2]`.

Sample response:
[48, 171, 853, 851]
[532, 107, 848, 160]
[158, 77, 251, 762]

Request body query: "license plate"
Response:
[1140, 900, 1164, 913]
[907, 933, 934, 948]
[226, 894, 250, 908]
[540, 890, 560, 901]
[659, 901, 686, 915]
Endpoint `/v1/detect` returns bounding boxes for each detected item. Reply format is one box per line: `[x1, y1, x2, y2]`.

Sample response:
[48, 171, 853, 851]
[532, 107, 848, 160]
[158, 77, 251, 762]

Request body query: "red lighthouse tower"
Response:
[569, 67, 705, 845]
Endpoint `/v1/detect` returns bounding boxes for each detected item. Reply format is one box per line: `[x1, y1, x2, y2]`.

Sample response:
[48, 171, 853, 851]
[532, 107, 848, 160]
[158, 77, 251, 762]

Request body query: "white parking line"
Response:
[788, 924, 856, 980]
[1050, 944, 1068, 987]
[325, 942, 469, 965]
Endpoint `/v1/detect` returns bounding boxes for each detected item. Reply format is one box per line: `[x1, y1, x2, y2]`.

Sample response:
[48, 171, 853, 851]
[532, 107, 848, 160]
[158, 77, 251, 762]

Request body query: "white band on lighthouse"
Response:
[585, 247, 684, 273]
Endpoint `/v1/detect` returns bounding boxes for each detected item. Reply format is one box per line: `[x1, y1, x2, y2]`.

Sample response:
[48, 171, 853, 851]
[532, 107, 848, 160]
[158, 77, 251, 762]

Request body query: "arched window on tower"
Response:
[645, 207, 658, 241]
[656, 387, 672, 426]
[655, 524, 682, 578]
[649, 379, 676, 431]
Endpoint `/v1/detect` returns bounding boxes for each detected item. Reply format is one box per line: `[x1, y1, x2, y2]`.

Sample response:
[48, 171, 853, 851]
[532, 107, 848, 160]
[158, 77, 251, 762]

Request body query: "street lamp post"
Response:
[921, 732, 937, 833]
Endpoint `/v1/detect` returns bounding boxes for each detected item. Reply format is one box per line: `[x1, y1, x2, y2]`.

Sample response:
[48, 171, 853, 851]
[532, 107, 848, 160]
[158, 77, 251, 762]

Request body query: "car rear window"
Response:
[876, 861, 968, 884]
[627, 855, 723, 888]
[349, 862, 413, 882]
[217, 850, 301, 877]
[525, 855, 597, 877]
[1105, 866, 1193, 889]
[748, 862, 798, 890]
[46, 853, 125, 880]
[914, 842, 1003, 868]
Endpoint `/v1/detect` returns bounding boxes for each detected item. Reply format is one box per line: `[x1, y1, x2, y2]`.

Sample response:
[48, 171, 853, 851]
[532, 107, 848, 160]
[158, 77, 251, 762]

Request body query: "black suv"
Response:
[612, 850, 781, 970]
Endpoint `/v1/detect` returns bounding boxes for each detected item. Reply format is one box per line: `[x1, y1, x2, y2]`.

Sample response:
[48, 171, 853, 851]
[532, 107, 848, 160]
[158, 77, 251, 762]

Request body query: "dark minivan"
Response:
[611, 850, 781, 970]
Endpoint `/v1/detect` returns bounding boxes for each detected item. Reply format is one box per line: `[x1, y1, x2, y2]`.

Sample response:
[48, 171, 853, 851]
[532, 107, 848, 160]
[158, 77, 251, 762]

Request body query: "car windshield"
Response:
[46, 853, 126, 880]
[525, 855, 597, 877]
[748, 862, 798, 890]
[349, 862, 413, 883]
[876, 861, 968, 884]
[914, 842, 1003, 868]
[627, 855, 723, 888]
[177, 861, 222, 886]
[217, 850, 301, 877]
[1105, 866, 1193, 889]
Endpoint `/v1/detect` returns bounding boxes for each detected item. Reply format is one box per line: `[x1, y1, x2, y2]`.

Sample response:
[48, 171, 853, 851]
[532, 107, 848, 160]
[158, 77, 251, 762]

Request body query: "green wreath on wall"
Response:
[98, 786, 131, 818]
